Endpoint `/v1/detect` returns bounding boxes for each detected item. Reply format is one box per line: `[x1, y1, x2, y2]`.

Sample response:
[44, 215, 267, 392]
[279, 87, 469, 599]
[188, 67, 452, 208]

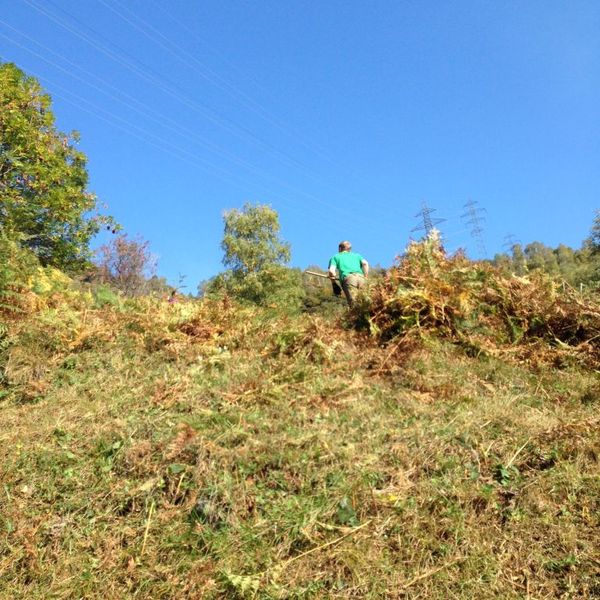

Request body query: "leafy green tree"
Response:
[492, 252, 512, 273]
[221, 202, 290, 274]
[0, 231, 38, 311]
[525, 242, 559, 274]
[511, 244, 527, 275]
[588, 210, 600, 255]
[0, 62, 111, 270]
[208, 202, 303, 307]
[146, 275, 176, 298]
[555, 244, 575, 268]
[571, 247, 600, 288]
[577, 213, 600, 286]
[554, 244, 576, 281]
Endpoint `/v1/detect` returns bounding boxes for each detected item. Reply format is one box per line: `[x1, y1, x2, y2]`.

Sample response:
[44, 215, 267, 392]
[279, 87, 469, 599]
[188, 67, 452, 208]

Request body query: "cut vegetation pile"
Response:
[1, 251, 599, 598]
[361, 231, 600, 368]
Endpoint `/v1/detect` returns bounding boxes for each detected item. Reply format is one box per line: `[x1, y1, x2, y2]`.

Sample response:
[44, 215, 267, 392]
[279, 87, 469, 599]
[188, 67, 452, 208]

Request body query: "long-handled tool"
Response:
[304, 270, 342, 296]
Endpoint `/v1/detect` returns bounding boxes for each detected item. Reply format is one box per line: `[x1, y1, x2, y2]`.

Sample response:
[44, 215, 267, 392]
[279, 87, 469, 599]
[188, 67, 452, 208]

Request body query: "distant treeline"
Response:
[490, 218, 600, 288]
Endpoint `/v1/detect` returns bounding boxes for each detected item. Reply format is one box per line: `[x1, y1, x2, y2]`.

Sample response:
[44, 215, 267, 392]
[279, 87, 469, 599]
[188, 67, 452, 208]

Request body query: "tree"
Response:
[511, 244, 527, 276]
[96, 234, 157, 296]
[588, 210, 600, 255]
[146, 275, 175, 297]
[208, 203, 303, 307]
[221, 202, 290, 274]
[0, 230, 38, 311]
[525, 242, 559, 274]
[0, 62, 112, 270]
[492, 252, 512, 272]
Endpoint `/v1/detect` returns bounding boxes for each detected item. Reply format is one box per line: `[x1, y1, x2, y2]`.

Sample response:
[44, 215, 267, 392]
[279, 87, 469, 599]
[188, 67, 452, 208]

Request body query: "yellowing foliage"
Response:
[29, 266, 72, 294]
[359, 232, 600, 367]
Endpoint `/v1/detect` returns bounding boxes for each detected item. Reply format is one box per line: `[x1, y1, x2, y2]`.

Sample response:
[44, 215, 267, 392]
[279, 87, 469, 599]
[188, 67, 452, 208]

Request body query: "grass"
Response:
[1, 277, 599, 598]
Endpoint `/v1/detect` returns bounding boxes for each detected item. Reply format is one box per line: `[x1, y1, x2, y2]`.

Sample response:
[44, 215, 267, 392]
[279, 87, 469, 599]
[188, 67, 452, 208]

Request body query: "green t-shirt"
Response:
[328, 251, 364, 281]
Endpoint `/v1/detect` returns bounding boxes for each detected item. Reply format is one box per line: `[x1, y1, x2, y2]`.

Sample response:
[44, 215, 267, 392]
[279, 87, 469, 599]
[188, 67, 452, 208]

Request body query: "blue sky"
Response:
[2, 0, 599, 288]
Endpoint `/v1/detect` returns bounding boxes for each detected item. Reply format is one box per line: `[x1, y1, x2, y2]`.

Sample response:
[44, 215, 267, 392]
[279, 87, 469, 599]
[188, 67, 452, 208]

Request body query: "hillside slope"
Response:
[1, 262, 599, 599]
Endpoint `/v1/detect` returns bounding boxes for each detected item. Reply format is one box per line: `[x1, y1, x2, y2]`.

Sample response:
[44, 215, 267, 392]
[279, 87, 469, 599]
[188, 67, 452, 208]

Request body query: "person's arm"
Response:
[328, 258, 338, 280]
[361, 259, 369, 278]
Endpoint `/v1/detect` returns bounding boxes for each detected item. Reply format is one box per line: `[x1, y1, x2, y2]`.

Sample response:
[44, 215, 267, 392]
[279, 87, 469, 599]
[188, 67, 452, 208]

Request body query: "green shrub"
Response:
[206, 264, 305, 312]
[92, 285, 121, 308]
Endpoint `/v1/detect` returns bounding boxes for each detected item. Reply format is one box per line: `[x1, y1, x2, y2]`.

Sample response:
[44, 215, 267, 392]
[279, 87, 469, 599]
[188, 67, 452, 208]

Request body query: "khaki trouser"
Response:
[341, 273, 366, 306]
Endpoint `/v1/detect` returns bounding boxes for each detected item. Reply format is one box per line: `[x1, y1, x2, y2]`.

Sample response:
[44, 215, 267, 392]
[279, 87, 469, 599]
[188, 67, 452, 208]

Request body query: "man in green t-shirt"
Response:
[328, 240, 369, 306]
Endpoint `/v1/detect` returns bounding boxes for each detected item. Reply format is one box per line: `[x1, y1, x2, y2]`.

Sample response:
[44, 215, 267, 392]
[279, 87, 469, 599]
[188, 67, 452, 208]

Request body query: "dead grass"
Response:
[1, 262, 599, 598]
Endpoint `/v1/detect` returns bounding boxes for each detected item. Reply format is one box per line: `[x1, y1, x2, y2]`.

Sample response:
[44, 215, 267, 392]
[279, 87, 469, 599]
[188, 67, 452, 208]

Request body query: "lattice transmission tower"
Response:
[461, 199, 487, 257]
[503, 233, 521, 251]
[411, 200, 446, 236]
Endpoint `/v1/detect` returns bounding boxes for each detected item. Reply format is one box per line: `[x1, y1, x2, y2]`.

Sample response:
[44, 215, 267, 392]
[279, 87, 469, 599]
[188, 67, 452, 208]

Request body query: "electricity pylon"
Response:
[461, 199, 487, 257]
[412, 200, 446, 236]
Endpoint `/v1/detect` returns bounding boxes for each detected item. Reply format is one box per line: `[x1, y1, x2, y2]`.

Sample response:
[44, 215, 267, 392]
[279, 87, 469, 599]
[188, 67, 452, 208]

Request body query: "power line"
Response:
[4, 8, 339, 209]
[0, 50, 328, 222]
[49, 86, 365, 228]
[441, 227, 471, 238]
[92, 0, 414, 223]
[42, 81, 279, 192]
[10, 57, 416, 242]
[20, 0, 314, 174]
[144, 0, 270, 94]
[0, 26, 349, 203]
[100, 0, 333, 163]
[0, 28, 278, 179]
[16, 0, 413, 226]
